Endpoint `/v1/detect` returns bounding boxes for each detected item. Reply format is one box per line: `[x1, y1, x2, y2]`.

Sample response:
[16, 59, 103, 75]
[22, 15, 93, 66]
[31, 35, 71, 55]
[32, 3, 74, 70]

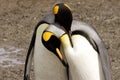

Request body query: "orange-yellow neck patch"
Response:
[53, 5, 59, 14]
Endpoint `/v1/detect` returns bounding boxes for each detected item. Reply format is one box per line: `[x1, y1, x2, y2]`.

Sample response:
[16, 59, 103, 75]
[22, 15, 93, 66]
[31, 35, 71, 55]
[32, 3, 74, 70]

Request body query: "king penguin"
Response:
[43, 3, 112, 80]
[23, 13, 68, 80]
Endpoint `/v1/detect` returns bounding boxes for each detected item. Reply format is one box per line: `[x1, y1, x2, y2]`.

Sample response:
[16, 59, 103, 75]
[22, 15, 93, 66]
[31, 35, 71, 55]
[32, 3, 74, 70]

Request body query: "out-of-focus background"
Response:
[0, 0, 119, 80]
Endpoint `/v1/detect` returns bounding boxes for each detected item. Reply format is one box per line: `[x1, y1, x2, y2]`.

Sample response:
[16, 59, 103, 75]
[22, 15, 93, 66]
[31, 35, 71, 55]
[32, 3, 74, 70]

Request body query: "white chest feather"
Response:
[64, 35, 105, 80]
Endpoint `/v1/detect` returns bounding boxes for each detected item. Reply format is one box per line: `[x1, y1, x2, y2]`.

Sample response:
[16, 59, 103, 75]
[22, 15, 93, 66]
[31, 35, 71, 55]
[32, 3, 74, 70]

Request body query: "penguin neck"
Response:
[59, 27, 73, 47]
[60, 34, 72, 49]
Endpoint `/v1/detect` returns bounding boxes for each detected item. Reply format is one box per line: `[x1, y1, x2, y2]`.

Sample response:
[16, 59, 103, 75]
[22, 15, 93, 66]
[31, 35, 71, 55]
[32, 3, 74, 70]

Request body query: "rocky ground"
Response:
[0, 0, 119, 80]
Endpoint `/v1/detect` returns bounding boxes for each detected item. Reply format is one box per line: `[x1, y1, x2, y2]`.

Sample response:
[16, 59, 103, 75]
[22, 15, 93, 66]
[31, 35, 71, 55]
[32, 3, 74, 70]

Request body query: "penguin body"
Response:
[71, 20, 111, 80]
[34, 23, 67, 80]
[57, 20, 110, 80]
[24, 13, 67, 80]
[51, 3, 111, 80]
[60, 33, 105, 80]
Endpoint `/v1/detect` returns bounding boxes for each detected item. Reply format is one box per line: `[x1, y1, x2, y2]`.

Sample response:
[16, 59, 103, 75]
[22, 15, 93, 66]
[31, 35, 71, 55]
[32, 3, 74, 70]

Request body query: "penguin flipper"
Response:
[24, 28, 36, 80]
[94, 38, 112, 80]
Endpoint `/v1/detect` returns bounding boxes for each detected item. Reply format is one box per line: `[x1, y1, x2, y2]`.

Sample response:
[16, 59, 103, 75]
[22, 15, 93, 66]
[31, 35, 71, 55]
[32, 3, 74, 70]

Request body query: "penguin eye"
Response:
[53, 5, 59, 14]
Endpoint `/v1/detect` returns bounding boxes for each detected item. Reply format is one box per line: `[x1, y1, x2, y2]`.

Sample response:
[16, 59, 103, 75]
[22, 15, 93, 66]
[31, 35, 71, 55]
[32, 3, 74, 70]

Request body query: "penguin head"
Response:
[53, 3, 73, 32]
[42, 24, 67, 66]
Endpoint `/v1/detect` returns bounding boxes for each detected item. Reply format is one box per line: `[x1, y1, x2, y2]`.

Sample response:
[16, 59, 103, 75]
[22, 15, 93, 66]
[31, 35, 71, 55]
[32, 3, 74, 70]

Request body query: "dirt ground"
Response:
[0, 0, 119, 80]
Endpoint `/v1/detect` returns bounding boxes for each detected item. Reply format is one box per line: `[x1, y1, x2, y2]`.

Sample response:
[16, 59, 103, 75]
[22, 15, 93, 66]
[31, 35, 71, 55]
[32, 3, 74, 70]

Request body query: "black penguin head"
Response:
[53, 3, 73, 32]
[42, 32, 67, 66]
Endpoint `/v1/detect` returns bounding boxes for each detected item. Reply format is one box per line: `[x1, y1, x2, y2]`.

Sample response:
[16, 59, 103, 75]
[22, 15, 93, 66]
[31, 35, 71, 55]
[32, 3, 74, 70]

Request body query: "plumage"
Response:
[44, 21, 111, 80]
[59, 34, 105, 80]
[71, 20, 111, 80]
[24, 3, 112, 80]
[24, 13, 67, 80]
[51, 3, 111, 80]
[34, 23, 67, 80]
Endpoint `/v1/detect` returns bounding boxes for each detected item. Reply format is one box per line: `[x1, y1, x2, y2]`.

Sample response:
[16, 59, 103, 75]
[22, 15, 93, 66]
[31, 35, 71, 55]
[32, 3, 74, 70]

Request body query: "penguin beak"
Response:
[56, 48, 67, 66]
[56, 48, 63, 61]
